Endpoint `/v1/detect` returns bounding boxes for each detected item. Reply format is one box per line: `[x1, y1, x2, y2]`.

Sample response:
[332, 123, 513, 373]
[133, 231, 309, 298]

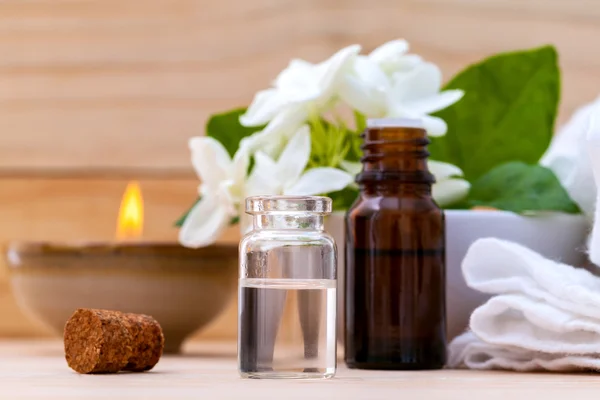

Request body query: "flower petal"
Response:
[316, 44, 361, 93]
[276, 125, 311, 183]
[231, 147, 250, 184]
[239, 130, 271, 155]
[338, 56, 390, 116]
[189, 137, 231, 188]
[246, 172, 279, 197]
[241, 105, 307, 157]
[275, 59, 315, 89]
[253, 150, 277, 171]
[433, 178, 471, 207]
[391, 62, 442, 101]
[369, 39, 409, 65]
[246, 150, 281, 194]
[340, 160, 362, 176]
[384, 106, 448, 137]
[338, 74, 387, 116]
[422, 115, 448, 137]
[368, 40, 424, 75]
[392, 54, 424, 71]
[240, 89, 288, 127]
[429, 160, 464, 180]
[178, 192, 230, 248]
[404, 90, 464, 114]
[284, 167, 354, 195]
[353, 56, 391, 89]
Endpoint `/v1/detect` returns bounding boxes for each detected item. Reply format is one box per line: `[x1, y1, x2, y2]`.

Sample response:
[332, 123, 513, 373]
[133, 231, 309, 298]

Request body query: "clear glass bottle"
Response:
[345, 118, 446, 370]
[238, 195, 337, 379]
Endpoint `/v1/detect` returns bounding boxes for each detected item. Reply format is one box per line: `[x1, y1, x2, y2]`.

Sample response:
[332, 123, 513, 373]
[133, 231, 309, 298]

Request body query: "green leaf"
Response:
[329, 187, 359, 211]
[467, 161, 580, 214]
[429, 45, 560, 181]
[206, 108, 264, 157]
[174, 197, 201, 227]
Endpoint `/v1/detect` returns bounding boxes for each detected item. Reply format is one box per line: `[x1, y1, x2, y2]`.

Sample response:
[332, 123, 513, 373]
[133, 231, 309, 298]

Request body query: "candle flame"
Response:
[116, 181, 143, 240]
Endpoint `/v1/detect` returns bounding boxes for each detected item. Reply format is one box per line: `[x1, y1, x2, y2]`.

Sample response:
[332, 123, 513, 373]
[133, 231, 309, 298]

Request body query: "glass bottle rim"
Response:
[245, 195, 332, 215]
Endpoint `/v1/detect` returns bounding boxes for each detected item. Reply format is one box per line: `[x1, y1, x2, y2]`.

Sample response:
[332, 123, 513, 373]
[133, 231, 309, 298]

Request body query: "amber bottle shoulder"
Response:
[348, 193, 442, 217]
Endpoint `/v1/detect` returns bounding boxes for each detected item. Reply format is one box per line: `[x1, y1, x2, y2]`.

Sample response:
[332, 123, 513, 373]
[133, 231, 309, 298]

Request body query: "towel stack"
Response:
[448, 97, 600, 372]
[448, 238, 600, 371]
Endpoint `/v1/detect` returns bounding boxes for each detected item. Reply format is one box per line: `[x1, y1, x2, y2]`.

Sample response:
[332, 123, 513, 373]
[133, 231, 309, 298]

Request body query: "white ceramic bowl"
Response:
[326, 210, 589, 341]
[444, 210, 589, 338]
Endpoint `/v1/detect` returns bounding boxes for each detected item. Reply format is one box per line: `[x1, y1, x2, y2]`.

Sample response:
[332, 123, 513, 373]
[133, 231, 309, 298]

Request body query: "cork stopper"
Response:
[121, 313, 164, 372]
[64, 309, 164, 374]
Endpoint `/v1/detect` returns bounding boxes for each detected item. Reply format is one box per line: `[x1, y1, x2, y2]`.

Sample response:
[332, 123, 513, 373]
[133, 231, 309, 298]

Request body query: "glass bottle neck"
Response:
[360, 182, 432, 196]
[253, 213, 325, 231]
[357, 124, 434, 187]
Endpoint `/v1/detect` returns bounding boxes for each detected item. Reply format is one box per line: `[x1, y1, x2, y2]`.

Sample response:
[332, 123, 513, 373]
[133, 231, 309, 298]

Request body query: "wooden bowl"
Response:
[5, 242, 238, 353]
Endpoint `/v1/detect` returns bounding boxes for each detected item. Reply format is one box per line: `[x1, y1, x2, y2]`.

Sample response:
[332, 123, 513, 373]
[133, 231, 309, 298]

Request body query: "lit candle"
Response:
[116, 181, 144, 241]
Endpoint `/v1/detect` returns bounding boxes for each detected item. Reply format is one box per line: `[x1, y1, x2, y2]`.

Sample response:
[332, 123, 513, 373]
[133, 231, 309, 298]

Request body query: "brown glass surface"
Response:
[344, 124, 446, 370]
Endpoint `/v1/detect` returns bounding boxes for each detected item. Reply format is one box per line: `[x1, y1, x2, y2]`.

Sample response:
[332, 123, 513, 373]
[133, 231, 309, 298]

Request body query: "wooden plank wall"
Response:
[0, 0, 599, 340]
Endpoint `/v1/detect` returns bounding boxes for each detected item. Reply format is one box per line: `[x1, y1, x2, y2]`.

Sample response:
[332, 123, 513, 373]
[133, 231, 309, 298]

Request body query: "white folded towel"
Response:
[447, 238, 600, 372]
[449, 331, 600, 371]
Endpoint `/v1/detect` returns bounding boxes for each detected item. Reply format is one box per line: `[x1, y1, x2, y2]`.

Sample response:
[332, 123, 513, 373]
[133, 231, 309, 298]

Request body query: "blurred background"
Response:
[0, 0, 598, 340]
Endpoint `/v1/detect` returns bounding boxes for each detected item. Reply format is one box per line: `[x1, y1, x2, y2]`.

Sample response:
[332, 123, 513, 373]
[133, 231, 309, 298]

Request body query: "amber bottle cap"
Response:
[366, 118, 423, 129]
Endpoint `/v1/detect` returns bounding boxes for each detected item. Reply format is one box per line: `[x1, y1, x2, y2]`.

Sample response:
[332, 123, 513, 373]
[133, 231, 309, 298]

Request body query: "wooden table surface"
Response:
[1, 340, 599, 400]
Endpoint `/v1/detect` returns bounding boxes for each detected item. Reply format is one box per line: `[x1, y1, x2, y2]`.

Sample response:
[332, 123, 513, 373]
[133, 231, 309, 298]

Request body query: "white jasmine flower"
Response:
[386, 62, 464, 136]
[339, 41, 463, 137]
[368, 39, 423, 75]
[248, 125, 354, 197]
[338, 56, 391, 117]
[239, 105, 307, 158]
[429, 160, 470, 207]
[178, 138, 248, 248]
[239, 44, 362, 156]
[179, 39, 466, 248]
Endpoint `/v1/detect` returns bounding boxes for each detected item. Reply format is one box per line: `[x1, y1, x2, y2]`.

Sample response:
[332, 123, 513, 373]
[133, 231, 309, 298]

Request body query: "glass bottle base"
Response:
[346, 360, 444, 371]
[240, 368, 336, 380]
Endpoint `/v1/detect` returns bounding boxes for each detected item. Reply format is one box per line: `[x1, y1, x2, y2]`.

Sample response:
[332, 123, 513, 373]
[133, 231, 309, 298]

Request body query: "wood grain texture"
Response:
[0, 0, 598, 171]
[2, 340, 600, 399]
[0, 0, 599, 338]
[0, 178, 239, 339]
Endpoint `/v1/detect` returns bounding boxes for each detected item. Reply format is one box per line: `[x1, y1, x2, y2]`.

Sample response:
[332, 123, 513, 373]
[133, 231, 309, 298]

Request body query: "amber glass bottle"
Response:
[344, 118, 446, 370]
